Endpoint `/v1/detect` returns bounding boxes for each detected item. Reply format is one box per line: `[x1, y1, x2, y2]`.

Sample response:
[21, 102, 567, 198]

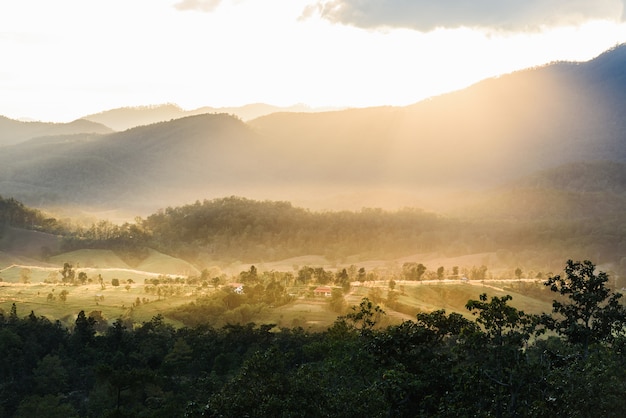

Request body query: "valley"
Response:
[4, 3, 626, 416]
[0, 247, 556, 331]
[4, 41, 626, 331]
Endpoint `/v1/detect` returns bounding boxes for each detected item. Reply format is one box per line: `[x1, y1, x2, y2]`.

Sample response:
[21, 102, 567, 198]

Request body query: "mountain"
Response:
[449, 161, 626, 222]
[1, 44, 626, 214]
[0, 113, 270, 211]
[81, 103, 339, 131]
[0, 116, 113, 146]
[250, 44, 626, 188]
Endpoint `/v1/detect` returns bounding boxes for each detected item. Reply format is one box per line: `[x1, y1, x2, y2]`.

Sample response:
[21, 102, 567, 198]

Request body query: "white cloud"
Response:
[174, 0, 222, 12]
[306, 0, 626, 31]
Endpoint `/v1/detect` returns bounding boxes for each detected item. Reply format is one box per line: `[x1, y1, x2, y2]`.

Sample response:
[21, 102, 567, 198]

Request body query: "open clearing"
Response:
[0, 247, 556, 329]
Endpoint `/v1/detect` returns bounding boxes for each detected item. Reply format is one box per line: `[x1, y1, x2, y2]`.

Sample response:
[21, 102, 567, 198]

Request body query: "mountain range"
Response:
[1, 44, 626, 217]
[81, 103, 340, 131]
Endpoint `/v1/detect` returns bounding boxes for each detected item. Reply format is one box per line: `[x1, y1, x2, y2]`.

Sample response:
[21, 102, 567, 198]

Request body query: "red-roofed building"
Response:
[228, 283, 244, 294]
[314, 286, 332, 297]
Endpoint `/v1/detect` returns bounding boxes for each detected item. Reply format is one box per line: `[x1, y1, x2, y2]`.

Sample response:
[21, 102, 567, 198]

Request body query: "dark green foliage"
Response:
[543, 259, 626, 353]
[3, 194, 626, 274]
[14, 394, 79, 418]
[341, 297, 386, 333]
[466, 293, 538, 347]
[0, 195, 64, 233]
[141, 196, 445, 262]
[0, 261, 625, 417]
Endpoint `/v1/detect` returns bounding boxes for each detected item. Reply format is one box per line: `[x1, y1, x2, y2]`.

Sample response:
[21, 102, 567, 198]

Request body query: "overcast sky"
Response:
[1, 0, 626, 122]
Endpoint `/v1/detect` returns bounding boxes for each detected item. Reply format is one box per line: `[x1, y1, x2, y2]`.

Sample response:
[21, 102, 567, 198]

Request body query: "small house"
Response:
[314, 286, 333, 297]
[229, 283, 244, 294]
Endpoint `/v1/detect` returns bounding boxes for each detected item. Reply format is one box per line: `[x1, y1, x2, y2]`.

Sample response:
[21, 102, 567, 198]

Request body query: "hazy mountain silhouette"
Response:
[1, 44, 626, 214]
[0, 113, 268, 211]
[0, 116, 113, 146]
[449, 161, 626, 222]
[82, 103, 339, 131]
[250, 44, 626, 188]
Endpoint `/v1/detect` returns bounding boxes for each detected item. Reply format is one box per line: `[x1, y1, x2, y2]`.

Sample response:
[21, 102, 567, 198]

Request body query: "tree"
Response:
[464, 294, 543, 416]
[436, 266, 444, 280]
[343, 298, 385, 333]
[212, 276, 221, 288]
[543, 260, 626, 355]
[329, 288, 346, 313]
[9, 302, 18, 322]
[58, 290, 68, 303]
[33, 355, 69, 395]
[386, 290, 399, 309]
[20, 268, 31, 284]
[14, 395, 78, 418]
[336, 268, 351, 291]
[416, 309, 478, 343]
[98, 274, 105, 290]
[402, 262, 426, 280]
[60, 263, 75, 284]
[297, 266, 314, 284]
[470, 265, 488, 281]
[240, 265, 258, 283]
[111, 278, 120, 287]
[88, 310, 108, 333]
[77, 272, 87, 285]
[73, 310, 96, 345]
[466, 293, 537, 347]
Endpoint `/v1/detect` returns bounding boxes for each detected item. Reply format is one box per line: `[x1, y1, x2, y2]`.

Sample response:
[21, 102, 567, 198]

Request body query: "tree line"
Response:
[53, 197, 626, 274]
[1, 260, 626, 417]
[3, 195, 626, 275]
[0, 195, 65, 235]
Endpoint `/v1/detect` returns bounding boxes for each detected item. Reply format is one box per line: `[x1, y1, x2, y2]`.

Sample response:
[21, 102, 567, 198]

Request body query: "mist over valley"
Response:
[2, 1, 626, 412]
[3, 46, 626, 217]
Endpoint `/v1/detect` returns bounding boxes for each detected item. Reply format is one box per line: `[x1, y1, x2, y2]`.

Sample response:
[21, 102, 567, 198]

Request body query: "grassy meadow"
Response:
[0, 245, 558, 331]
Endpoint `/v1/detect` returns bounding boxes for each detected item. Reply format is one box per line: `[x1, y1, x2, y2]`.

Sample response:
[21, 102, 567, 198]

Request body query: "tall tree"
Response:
[543, 260, 626, 355]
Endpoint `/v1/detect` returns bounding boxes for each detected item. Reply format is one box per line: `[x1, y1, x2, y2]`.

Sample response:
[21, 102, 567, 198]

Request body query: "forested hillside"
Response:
[0, 114, 266, 209]
[1, 46, 626, 213]
[1, 192, 624, 279]
[0, 116, 112, 146]
[0, 196, 64, 234]
[40, 195, 620, 276]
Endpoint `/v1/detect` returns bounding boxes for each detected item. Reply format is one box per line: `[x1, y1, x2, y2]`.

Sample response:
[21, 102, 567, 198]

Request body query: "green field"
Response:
[0, 247, 558, 330]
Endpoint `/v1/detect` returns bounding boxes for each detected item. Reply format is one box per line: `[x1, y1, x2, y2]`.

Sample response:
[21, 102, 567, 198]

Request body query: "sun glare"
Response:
[1, 0, 626, 121]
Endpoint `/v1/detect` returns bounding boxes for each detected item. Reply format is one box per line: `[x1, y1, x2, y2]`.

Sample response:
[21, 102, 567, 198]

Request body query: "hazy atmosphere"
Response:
[2, 0, 626, 121]
[3, 2, 626, 417]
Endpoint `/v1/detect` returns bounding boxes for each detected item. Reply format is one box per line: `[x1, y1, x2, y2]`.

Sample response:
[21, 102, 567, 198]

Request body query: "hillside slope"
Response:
[82, 103, 338, 131]
[0, 113, 268, 210]
[0, 45, 625, 212]
[250, 45, 626, 188]
[0, 117, 113, 146]
[451, 161, 626, 221]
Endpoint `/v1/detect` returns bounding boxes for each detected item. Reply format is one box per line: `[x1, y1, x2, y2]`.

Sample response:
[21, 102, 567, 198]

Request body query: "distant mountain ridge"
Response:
[448, 161, 626, 222]
[512, 161, 626, 194]
[0, 116, 113, 146]
[81, 103, 340, 131]
[1, 44, 626, 214]
[0, 113, 268, 210]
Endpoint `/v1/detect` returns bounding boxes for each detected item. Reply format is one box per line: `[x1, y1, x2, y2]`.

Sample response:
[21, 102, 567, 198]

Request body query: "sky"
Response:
[1, 0, 626, 122]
